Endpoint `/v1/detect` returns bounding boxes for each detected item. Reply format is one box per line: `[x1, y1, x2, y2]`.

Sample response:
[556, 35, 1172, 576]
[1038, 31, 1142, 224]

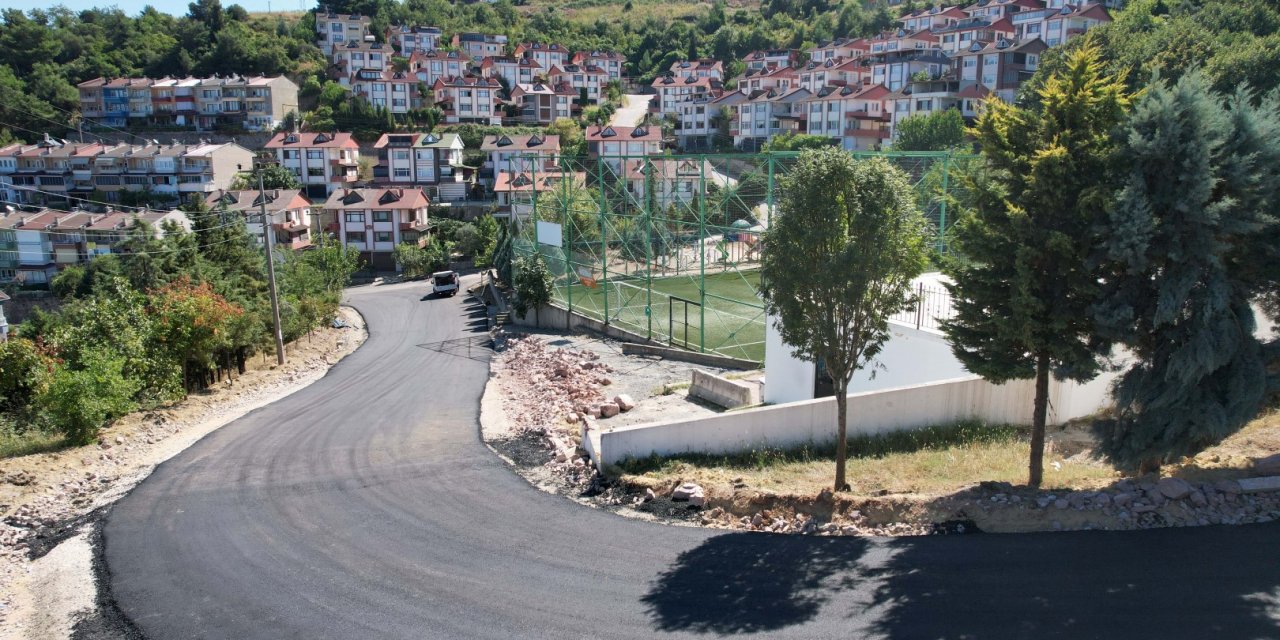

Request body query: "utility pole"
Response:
[256, 162, 287, 365]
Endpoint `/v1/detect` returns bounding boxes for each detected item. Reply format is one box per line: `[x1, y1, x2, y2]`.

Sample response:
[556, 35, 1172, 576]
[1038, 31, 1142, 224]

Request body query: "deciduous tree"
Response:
[759, 148, 928, 492]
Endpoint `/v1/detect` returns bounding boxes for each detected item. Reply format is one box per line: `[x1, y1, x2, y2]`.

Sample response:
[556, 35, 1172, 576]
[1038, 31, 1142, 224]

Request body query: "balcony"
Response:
[843, 128, 891, 139]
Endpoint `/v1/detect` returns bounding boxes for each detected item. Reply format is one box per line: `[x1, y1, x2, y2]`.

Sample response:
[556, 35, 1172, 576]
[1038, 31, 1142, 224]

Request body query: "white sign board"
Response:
[536, 220, 563, 247]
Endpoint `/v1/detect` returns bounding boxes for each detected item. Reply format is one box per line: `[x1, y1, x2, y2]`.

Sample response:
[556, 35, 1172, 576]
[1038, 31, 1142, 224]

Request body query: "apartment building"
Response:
[514, 43, 570, 71]
[432, 76, 503, 125]
[585, 125, 663, 174]
[0, 137, 250, 207]
[1011, 2, 1112, 46]
[410, 49, 471, 87]
[350, 69, 421, 115]
[0, 207, 190, 284]
[480, 134, 560, 188]
[806, 84, 891, 150]
[809, 38, 870, 63]
[668, 58, 725, 81]
[734, 65, 796, 95]
[869, 45, 950, 91]
[265, 132, 360, 199]
[478, 55, 542, 87]
[322, 187, 431, 270]
[79, 75, 299, 132]
[951, 36, 1046, 101]
[742, 49, 800, 71]
[676, 96, 723, 150]
[573, 51, 626, 81]
[492, 170, 586, 220]
[897, 5, 969, 31]
[734, 87, 812, 150]
[651, 73, 723, 116]
[372, 132, 468, 201]
[204, 189, 314, 250]
[453, 32, 508, 60]
[387, 25, 442, 53]
[548, 64, 609, 104]
[331, 40, 391, 75]
[510, 82, 577, 125]
[316, 9, 372, 55]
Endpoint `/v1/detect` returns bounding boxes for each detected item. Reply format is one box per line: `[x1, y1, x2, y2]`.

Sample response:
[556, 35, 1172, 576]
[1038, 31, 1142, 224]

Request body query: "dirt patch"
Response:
[0, 306, 367, 638]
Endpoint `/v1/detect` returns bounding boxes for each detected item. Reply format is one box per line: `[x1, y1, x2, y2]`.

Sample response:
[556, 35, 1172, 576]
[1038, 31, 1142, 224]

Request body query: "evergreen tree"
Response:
[942, 43, 1132, 487]
[1092, 71, 1280, 471]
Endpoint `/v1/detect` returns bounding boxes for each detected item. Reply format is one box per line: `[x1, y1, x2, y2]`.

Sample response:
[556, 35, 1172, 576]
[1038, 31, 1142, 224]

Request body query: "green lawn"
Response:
[554, 269, 766, 361]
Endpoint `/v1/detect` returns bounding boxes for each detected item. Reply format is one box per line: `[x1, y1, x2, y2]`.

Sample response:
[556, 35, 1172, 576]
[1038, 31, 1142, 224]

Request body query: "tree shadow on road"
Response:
[643, 522, 1280, 638]
[640, 533, 871, 634]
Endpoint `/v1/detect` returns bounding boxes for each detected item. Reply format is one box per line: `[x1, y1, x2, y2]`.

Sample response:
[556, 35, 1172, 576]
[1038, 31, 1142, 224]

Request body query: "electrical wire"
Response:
[37, 98, 157, 144]
[0, 107, 112, 144]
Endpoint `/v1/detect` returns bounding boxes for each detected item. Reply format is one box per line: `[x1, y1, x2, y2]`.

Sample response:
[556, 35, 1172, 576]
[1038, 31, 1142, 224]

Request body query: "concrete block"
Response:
[689, 370, 761, 409]
[1238, 476, 1280, 493]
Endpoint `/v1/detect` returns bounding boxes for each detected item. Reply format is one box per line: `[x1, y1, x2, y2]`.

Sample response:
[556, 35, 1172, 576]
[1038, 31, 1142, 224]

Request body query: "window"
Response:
[306, 150, 324, 159]
[393, 150, 409, 160]
[282, 150, 300, 160]
[345, 212, 365, 223]
[346, 231, 366, 243]
[307, 168, 325, 177]
[373, 211, 391, 222]
[394, 168, 411, 178]
[374, 231, 393, 243]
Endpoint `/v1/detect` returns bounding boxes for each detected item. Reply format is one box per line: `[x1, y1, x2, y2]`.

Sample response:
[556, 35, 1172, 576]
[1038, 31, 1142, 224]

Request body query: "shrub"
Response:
[40, 349, 139, 445]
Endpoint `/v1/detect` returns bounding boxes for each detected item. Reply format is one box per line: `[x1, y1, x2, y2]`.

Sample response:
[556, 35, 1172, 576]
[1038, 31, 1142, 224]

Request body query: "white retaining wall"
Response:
[593, 371, 1115, 468]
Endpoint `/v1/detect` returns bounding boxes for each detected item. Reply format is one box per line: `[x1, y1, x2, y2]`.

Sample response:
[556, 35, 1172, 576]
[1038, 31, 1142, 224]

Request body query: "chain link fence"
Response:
[509, 150, 974, 362]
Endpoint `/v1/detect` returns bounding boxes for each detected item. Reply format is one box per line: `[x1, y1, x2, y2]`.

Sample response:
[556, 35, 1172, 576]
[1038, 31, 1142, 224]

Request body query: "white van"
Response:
[431, 270, 459, 297]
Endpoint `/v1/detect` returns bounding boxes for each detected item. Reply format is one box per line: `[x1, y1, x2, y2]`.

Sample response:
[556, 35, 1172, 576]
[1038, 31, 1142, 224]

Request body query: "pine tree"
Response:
[1092, 72, 1280, 471]
[942, 43, 1132, 487]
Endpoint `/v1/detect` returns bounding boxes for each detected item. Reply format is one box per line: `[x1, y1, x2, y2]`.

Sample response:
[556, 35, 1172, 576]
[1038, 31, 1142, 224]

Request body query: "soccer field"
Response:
[553, 269, 766, 361]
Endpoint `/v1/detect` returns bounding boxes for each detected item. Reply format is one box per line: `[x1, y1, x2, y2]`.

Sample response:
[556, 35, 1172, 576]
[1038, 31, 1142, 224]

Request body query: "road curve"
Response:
[103, 281, 1280, 639]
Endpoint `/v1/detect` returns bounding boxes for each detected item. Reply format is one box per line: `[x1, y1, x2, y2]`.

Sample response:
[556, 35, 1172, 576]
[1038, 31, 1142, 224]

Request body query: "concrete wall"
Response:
[511, 303, 661, 347]
[689, 370, 760, 409]
[765, 316, 974, 404]
[594, 370, 1117, 468]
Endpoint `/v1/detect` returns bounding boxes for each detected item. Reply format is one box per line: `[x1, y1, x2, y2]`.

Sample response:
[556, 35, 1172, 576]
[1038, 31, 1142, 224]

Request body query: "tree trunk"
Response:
[834, 381, 849, 493]
[1030, 352, 1050, 488]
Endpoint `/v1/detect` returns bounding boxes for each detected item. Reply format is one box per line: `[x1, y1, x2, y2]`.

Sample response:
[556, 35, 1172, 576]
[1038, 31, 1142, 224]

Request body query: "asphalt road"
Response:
[103, 280, 1280, 639]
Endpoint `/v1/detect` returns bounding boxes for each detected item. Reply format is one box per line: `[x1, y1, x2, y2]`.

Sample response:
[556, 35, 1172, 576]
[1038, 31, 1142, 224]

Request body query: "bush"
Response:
[40, 349, 139, 445]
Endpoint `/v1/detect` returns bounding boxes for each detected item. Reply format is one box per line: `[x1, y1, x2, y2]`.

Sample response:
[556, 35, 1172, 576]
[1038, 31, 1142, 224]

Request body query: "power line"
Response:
[0, 107, 110, 144]
[38, 100, 155, 144]
[0, 233, 260, 259]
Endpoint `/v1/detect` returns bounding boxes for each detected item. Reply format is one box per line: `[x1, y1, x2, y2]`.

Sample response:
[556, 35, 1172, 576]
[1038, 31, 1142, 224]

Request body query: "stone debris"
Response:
[613, 394, 636, 412]
[671, 483, 703, 502]
[599, 403, 620, 419]
[1253, 454, 1280, 476]
[1157, 477, 1193, 500]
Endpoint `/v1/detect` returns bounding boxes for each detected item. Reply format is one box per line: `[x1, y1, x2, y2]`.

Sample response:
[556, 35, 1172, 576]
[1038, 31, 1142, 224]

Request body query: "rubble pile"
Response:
[495, 334, 616, 436]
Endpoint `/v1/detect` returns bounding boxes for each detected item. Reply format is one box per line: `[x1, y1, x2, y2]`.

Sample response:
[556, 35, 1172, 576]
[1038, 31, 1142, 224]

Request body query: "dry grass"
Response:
[0, 426, 65, 460]
[617, 421, 1119, 498]
[518, 0, 721, 24]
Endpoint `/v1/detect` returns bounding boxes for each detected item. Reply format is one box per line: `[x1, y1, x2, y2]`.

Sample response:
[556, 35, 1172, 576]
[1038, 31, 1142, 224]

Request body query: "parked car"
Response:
[431, 270, 459, 297]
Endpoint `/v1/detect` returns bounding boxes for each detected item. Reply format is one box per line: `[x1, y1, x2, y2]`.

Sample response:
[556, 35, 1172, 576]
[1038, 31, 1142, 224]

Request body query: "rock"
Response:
[1215, 480, 1243, 495]
[1253, 454, 1280, 476]
[613, 394, 636, 412]
[115, 435, 125, 445]
[643, 488, 656, 502]
[1189, 491, 1208, 507]
[587, 405, 603, 418]
[1238, 476, 1280, 493]
[565, 412, 579, 424]
[671, 482, 703, 501]
[688, 490, 707, 508]
[1054, 498, 1069, 510]
[1093, 493, 1112, 507]
[599, 402, 620, 418]
[1158, 477, 1193, 500]
[751, 513, 763, 527]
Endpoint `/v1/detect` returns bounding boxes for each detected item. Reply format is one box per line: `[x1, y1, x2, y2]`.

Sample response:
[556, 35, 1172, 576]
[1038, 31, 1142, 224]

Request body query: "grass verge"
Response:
[616, 420, 1118, 495]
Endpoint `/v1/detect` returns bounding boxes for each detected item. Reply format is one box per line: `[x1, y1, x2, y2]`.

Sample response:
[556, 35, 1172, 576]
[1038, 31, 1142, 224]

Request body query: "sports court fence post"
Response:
[644, 156, 654, 339]
[697, 155, 707, 353]
[560, 154, 572, 321]
[599, 155, 609, 324]
[938, 152, 951, 254]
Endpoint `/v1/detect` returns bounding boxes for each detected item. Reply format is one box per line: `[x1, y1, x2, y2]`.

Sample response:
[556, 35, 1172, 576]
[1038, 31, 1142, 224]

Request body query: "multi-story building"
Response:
[933, 16, 1016, 55]
[205, 189, 315, 250]
[869, 44, 950, 91]
[432, 76, 502, 125]
[316, 8, 371, 55]
[808, 38, 870, 63]
[585, 125, 663, 174]
[676, 96, 723, 150]
[265, 131, 360, 199]
[651, 73, 723, 116]
[511, 81, 577, 125]
[79, 75, 298, 132]
[668, 58, 725, 81]
[0, 207, 190, 284]
[372, 132, 468, 201]
[331, 40, 391, 75]
[548, 64, 609, 104]
[514, 43, 571, 71]
[350, 69, 422, 115]
[479, 134, 560, 187]
[952, 36, 1046, 102]
[573, 51, 626, 81]
[1017, 2, 1112, 46]
[387, 25, 442, 54]
[492, 170, 585, 220]
[742, 49, 800, 71]
[806, 84, 892, 150]
[178, 142, 256, 200]
[897, 5, 969, 31]
[734, 65, 797, 95]
[734, 87, 812, 150]
[478, 55, 542, 87]
[322, 187, 431, 270]
[453, 32, 508, 60]
[410, 49, 471, 87]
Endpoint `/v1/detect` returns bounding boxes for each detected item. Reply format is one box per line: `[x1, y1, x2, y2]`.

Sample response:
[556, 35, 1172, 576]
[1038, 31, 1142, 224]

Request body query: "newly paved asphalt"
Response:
[103, 281, 1280, 639]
